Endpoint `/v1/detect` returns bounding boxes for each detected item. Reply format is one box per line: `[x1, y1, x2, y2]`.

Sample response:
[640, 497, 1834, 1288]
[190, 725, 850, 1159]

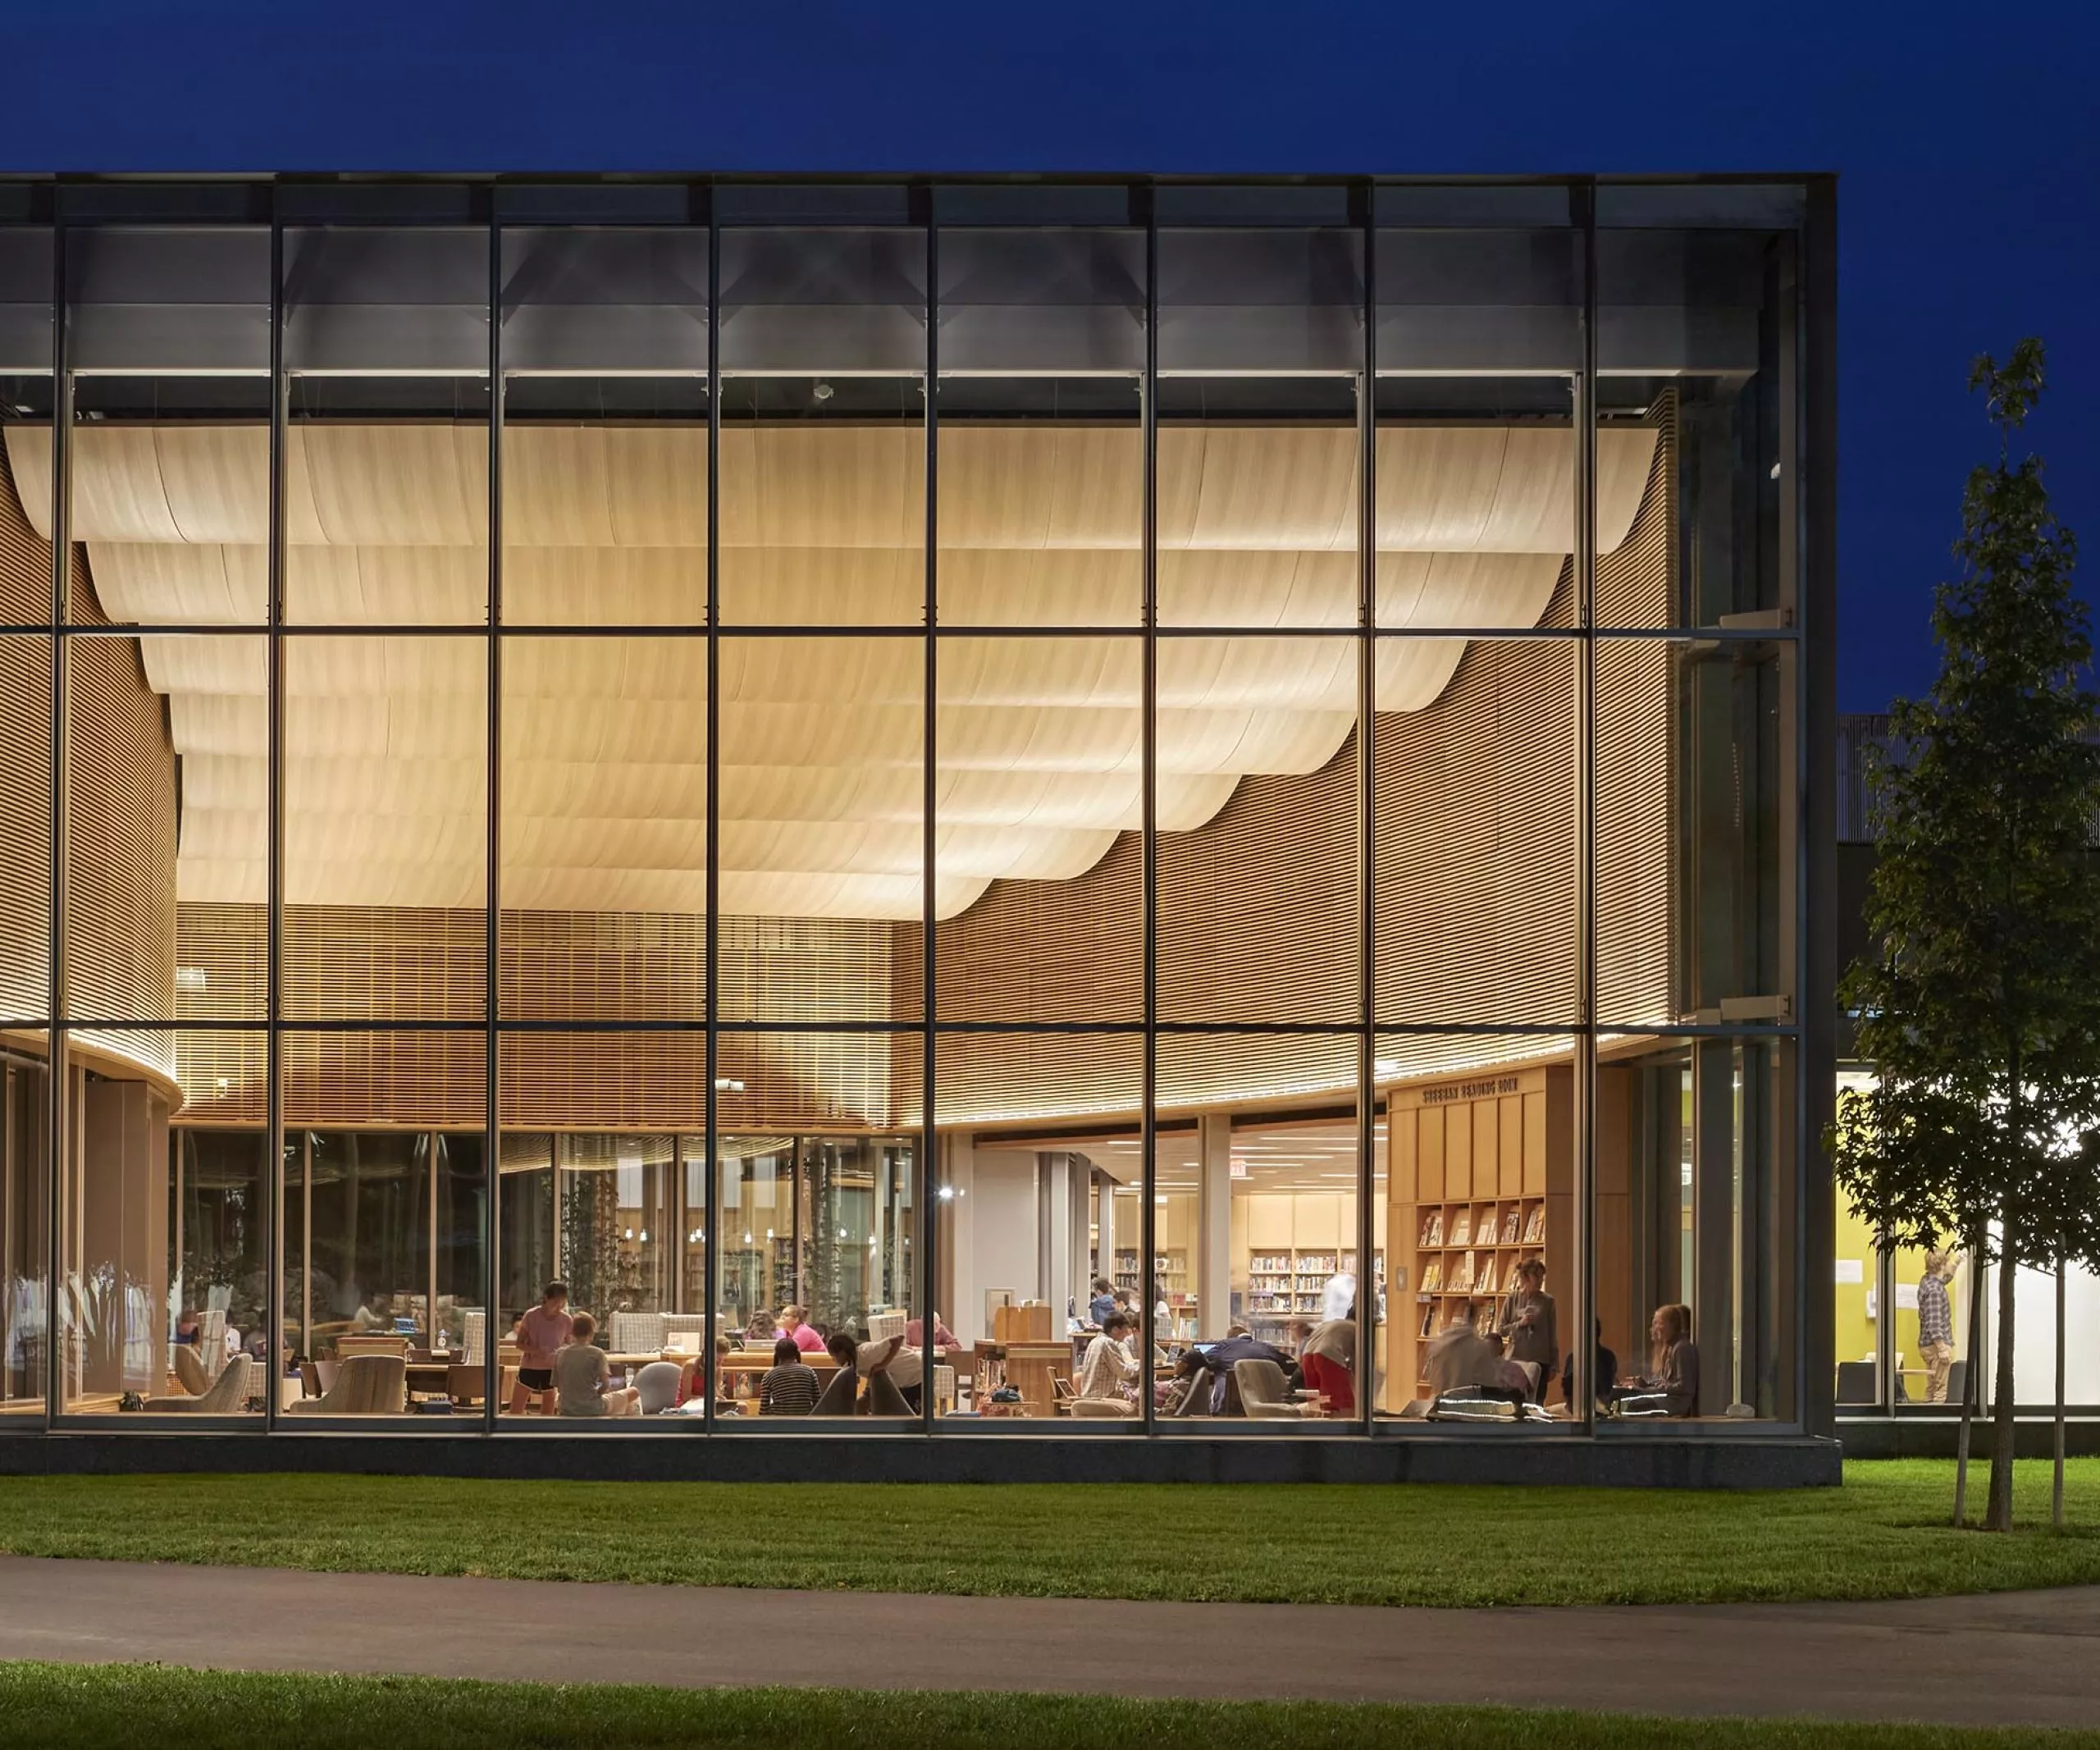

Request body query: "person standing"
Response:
[1498, 1258, 1558, 1405]
[508, 1280, 570, 1417]
[1917, 1251, 1956, 1404]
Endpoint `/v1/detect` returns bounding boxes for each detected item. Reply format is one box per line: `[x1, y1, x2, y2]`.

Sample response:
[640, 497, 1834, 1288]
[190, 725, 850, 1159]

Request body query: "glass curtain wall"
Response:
[0, 178, 1819, 1442]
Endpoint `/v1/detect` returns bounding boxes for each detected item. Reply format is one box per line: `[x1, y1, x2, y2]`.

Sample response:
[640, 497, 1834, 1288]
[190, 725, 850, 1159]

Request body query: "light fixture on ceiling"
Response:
[812, 381, 834, 401]
[714, 1078, 744, 1092]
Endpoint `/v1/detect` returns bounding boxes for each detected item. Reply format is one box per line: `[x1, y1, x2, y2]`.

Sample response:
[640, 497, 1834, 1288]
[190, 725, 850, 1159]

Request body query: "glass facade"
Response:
[0, 176, 1833, 1457]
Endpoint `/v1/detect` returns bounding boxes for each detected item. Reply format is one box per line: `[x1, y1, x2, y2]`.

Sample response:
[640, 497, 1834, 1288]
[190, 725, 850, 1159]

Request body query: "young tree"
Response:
[1831, 338, 2100, 1533]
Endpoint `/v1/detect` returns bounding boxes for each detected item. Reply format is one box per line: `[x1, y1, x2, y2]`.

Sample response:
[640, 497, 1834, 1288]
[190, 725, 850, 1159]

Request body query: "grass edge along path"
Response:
[0, 1459, 2094, 1609]
[2, 1666, 2098, 1750]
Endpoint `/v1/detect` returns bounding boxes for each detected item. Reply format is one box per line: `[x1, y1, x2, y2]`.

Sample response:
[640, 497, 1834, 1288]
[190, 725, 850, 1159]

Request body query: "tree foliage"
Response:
[1829, 337, 2100, 1530]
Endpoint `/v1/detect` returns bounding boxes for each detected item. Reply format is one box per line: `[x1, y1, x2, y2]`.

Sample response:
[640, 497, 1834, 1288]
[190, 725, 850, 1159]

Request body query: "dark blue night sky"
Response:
[3, 1, 2093, 712]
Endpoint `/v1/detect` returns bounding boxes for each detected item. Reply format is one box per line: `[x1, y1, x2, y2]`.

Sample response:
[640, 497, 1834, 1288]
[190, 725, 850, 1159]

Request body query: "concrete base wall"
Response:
[0, 1429, 1841, 1489]
[1839, 1414, 2100, 1460]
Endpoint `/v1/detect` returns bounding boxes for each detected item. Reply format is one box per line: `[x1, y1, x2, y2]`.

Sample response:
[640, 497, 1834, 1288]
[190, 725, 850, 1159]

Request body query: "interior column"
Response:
[1198, 1113, 1232, 1337]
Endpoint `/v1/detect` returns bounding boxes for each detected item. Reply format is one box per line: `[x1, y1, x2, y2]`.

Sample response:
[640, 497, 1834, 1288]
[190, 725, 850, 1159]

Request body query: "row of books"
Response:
[1416, 1300, 1504, 1339]
[1418, 1251, 1533, 1295]
[1418, 1206, 1545, 1249]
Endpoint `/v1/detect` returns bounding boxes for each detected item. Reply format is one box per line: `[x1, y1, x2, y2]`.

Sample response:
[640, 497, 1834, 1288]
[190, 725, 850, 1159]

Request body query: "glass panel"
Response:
[934, 1030, 1143, 1420]
[283, 226, 491, 626]
[1157, 634, 1358, 1026]
[66, 633, 265, 1036]
[1380, 1032, 1575, 1420]
[716, 636, 922, 1023]
[1373, 378, 1582, 632]
[1596, 636, 1793, 1027]
[1375, 635, 1577, 1028]
[719, 225, 924, 626]
[935, 375, 1140, 628]
[58, 1040, 182, 1413]
[934, 637, 1141, 1023]
[1157, 224, 1362, 633]
[0, 1033, 48, 1415]
[1599, 1032, 1795, 1421]
[499, 634, 706, 1020]
[1595, 209, 1797, 629]
[281, 635, 488, 1021]
[495, 1030, 705, 1418]
[500, 227, 709, 629]
[714, 1031, 920, 1420]
[53, 231, 270, 635]
[281, 1030, 486, 1419]
[167, 1126, 268, 1415]
[0, 636, 52, 1026]
[1155, 1031, 1363, 1428]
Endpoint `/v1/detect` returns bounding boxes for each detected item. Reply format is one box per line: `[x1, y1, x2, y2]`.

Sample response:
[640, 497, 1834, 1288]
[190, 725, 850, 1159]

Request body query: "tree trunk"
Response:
[1984, 1225, 2019, 1533]
[2055, 1254, 2067, 1529]
[1954, 1231, 1987, 1526]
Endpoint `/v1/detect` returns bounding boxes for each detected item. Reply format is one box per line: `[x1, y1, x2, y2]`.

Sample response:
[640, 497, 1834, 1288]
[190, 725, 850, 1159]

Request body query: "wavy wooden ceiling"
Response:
[5, 420, 1653, 922]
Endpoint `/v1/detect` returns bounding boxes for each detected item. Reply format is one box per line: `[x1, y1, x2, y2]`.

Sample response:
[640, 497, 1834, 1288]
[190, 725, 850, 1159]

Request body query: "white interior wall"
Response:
[963, 1148, 1039, 1344]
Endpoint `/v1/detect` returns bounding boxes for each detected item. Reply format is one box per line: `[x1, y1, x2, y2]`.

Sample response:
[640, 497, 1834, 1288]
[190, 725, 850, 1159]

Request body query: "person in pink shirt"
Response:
[508, 1281, 572, 1417]
[778, 1305, 826, 1354]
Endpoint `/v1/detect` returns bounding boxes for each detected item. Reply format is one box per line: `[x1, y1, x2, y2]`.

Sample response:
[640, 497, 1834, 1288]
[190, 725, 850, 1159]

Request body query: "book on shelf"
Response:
[1425, 1212, 1444, 1246]
[1522, 1206, 1545, 1244]
[1501, 1209, 1521, 1245]
[1449, 1211, 1473, 1247]
[1418, 1305, 1435, 1337]
[1421, 1260, 1443, 1291]
[1449, 1255, 1473, 1294]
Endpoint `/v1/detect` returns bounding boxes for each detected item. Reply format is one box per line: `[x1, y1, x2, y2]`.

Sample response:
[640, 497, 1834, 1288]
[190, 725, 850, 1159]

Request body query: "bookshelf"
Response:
[1410, 1195, 1546, 1359]
[1112, 1248, 1189, 1297]
[1244, 1249, 1383, 1337]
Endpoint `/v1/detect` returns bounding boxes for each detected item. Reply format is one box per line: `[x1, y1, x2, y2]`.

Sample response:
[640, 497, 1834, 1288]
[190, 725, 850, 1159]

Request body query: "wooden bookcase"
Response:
[1386, 1062, 1574, 1410]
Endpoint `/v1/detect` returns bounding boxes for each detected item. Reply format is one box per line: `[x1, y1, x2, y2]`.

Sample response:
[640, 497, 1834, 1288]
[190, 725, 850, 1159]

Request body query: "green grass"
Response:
[0, 1666, 2093, 1750]
[0, 1458, 2095, 1606]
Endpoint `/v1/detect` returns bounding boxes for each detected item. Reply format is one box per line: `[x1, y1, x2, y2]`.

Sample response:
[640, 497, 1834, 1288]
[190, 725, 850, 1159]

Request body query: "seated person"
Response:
[678, 1333, 734, 1410]
[1562, 1322, 1619, 1411]
[857, 1333, 921, 1414]
[1087, 1277, 1117, 1327]
[1078, 1310, 1141, 1402]
[779, 1305, 826, 1355]
[903, 1310, 960, 1352]
[811, 1330, 861, 1414]
[1423, 1314, 1512, 1398]
[757, 1336, 821, 1415]
[1623, 1304, 1699, 1416]
[1481, 1331, 1536, 1397]
[1298, 1312, 1357, 1413]
[743, 1309, 783, 1348]
[553, 1314, 637, 1418]
[1177, 1330, 1298, 1415]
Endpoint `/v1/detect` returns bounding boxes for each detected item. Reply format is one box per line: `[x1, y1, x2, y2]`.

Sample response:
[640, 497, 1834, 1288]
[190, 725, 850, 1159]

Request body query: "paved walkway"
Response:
[1, 1557, 2096, 1726]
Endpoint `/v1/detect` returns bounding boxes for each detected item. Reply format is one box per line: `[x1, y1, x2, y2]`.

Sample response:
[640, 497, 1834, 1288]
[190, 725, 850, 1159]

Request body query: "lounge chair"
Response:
[1233, 1357, 1312, 1419]
[285, 1352, 406, 1414]
[144, 1355, 253, 1413]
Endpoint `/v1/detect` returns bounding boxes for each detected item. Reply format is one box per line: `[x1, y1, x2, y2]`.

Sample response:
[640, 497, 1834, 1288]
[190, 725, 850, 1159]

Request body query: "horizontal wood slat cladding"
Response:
[1594, 395, 1680, 1025]
[0, 633, 52, 1024]
[0, 439, 52, 1024]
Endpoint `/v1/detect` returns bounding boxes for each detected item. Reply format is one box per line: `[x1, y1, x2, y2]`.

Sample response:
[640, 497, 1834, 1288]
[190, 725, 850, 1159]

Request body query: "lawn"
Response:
[0, 1458, 2094, 1606]
[1, 1666, 2095, 1750]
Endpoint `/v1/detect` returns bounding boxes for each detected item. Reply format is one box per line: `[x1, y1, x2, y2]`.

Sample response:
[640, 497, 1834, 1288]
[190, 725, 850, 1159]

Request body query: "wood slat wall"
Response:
[0, 442, 179, 1073]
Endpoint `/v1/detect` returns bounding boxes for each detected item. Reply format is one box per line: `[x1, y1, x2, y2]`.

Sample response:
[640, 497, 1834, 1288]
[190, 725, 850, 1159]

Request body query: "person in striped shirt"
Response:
[758, 1336, 821, 1416]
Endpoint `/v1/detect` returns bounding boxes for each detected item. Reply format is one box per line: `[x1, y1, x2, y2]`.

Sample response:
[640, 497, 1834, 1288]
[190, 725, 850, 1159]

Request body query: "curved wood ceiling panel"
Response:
[4, 418, 1650, 922]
